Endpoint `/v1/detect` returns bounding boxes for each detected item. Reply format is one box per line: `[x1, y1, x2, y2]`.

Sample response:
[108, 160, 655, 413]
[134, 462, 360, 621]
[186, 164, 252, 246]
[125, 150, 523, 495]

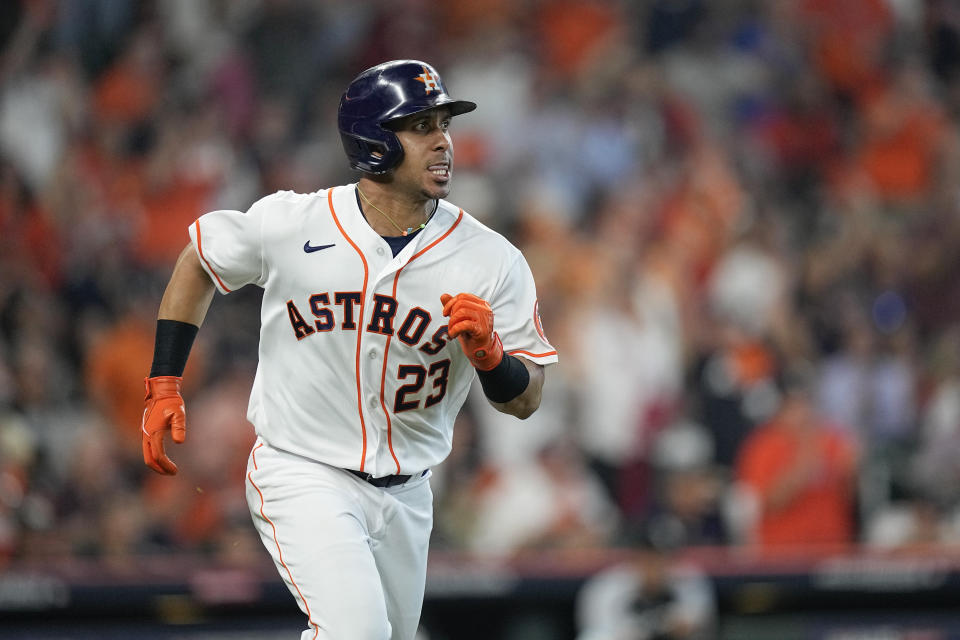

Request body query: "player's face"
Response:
[390, 108, 454, 200]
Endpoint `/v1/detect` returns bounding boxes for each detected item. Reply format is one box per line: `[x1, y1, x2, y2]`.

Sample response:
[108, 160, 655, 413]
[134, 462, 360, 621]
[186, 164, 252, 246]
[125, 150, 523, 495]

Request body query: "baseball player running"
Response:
[140, 60, 558, 639]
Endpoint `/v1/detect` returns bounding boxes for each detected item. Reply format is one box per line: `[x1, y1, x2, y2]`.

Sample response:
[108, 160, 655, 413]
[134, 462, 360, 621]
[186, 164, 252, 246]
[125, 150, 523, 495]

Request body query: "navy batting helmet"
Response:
[338, 60, 477, 174]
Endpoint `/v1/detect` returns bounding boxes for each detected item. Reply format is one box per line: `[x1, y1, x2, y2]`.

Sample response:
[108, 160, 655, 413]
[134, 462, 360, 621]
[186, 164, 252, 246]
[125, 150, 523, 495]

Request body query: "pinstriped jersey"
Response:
[188, 184, 558, 476]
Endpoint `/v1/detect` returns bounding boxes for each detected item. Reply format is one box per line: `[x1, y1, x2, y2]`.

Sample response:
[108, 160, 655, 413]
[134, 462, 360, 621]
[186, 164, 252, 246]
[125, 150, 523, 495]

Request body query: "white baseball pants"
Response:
[245, 438, 433, 640]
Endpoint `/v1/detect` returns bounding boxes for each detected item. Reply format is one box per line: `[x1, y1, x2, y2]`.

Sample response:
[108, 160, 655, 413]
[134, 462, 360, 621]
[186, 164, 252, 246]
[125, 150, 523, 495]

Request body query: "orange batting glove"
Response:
[141, 376, 186, 476]
[441, 293, 503, 371]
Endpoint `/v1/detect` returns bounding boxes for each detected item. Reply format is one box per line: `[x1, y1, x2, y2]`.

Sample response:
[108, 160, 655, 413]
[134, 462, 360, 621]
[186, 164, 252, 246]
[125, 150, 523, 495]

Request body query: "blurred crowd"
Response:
[2, 0, 960, 606]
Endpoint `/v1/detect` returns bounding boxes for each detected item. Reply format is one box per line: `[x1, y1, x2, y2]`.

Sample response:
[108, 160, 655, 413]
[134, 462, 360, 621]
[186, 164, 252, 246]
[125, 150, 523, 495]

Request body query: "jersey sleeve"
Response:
[490, 252, 558, 365]
[187, 194, 272, 293]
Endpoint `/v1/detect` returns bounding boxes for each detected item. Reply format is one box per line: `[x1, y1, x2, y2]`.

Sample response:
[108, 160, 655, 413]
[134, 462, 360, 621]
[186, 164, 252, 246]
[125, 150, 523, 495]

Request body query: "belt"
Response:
[346, 468, 427, 488]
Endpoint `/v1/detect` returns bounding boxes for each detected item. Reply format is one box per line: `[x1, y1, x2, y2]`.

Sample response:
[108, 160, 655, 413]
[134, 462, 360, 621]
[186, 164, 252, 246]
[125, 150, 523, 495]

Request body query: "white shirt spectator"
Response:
[576, 557, 716, 640]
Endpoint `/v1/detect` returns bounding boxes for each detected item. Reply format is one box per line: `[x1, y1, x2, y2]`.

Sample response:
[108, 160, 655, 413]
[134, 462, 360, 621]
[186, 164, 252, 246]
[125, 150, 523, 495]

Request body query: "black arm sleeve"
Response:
[149, 319, 199, 377]
[476, 353, 530, 403]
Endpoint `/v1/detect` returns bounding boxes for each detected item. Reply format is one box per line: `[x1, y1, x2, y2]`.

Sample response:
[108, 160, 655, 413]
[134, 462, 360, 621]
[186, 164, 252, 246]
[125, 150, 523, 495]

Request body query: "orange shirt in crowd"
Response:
[799, 0, 892, 99]
[536, 0, 620, 78]
[136, 178, 215, 266]
[736, 413, 858, 548]
[856, 85, 946, 202]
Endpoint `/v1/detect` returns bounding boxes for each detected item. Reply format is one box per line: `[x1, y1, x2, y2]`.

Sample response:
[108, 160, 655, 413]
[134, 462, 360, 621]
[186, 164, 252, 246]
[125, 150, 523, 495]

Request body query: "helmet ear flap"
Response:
[338, 130, 404, 175]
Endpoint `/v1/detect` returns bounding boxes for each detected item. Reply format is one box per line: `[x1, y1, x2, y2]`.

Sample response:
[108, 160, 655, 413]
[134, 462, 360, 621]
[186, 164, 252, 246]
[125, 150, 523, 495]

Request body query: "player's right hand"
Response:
[141, 376, 187, 476]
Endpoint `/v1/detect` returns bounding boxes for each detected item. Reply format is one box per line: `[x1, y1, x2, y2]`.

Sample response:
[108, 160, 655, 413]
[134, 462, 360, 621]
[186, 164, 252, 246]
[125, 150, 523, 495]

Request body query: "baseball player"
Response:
[140, 60, 558, 640]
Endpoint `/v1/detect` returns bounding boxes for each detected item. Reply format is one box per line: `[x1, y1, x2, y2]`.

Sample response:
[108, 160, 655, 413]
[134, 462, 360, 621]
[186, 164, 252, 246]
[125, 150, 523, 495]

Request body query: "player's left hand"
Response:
[141, 376, 187, 476]
[441, 293, 503, 371]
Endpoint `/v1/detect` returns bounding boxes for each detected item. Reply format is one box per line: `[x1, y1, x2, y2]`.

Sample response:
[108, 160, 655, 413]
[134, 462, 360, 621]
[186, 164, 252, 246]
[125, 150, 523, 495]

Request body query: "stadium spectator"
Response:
[575, 542, 716, 640]
[734, 368, 860, 548]
[464, 439, 619, 555]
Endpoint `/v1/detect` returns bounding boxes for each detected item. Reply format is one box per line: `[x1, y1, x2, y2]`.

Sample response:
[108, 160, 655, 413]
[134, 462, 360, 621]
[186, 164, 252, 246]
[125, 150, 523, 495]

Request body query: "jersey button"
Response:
[368, 396, 378, 409]
[376, 247, 385, 256]
[368, 349, 377, 360]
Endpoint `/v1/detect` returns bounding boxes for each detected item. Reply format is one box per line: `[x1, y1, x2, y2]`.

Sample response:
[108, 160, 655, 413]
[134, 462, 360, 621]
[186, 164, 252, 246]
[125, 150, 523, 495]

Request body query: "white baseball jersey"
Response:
[188, 184, 557, 477]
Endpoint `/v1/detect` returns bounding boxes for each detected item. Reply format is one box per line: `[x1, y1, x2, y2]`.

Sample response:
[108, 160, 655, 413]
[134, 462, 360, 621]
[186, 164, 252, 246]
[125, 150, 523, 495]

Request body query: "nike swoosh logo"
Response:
[303, 241, 335, 253]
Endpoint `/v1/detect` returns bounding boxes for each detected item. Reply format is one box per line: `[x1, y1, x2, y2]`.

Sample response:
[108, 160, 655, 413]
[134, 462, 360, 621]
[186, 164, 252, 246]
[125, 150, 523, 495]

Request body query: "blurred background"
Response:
[2, 0, 960, 638]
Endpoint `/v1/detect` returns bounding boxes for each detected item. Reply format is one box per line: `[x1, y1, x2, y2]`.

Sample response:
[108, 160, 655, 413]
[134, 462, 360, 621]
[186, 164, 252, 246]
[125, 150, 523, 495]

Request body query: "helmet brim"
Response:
[381, 99, 477, 129]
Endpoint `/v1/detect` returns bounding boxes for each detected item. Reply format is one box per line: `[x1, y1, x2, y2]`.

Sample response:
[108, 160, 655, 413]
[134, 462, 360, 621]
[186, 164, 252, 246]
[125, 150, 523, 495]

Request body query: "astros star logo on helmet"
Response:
[415, 66, 440, 94]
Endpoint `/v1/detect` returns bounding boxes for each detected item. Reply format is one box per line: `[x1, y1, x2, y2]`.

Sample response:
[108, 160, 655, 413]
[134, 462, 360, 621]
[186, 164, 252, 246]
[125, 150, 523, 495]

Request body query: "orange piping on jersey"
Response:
[328, 188, 370, 472]
[193, 220, 232, 292]
[408, 210, 463, 262]
[379, 210, 465, 474]
[508, 349, 558, 358]
[248, 443, 319, 639]
[377, 334, 400, 474]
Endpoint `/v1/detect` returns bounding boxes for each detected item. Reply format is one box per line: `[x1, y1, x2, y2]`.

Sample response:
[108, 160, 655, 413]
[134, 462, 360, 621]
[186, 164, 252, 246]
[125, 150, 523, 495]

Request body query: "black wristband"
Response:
[149, 319, 199, 377]
[476, 353, 530, 403]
